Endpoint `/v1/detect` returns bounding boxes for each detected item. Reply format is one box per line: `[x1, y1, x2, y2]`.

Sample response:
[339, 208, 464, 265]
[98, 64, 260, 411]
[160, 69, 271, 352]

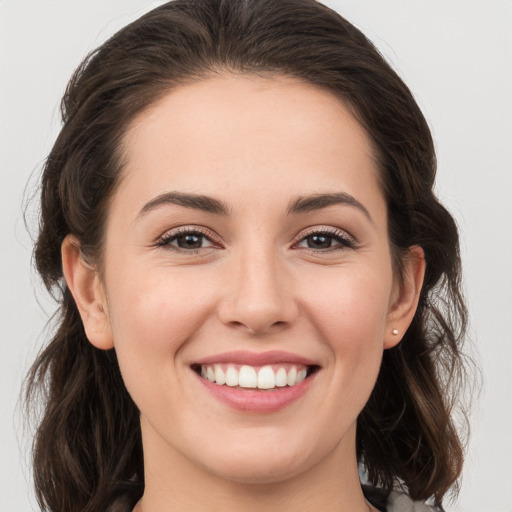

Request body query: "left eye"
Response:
[296, 231, 354, 250]
[158, 231, 215, 250]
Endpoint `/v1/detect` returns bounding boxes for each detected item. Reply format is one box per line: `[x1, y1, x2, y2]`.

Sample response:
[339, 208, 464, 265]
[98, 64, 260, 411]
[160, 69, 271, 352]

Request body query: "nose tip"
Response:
[225, 300, 291, 335]
[217, 256, 298, 335]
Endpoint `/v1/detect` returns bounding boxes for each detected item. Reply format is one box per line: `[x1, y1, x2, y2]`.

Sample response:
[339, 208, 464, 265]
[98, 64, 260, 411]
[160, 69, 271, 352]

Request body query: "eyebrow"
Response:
[137, 190, 372, 223]
[138, 191, 230, 218]
[287, 193, 373, 222]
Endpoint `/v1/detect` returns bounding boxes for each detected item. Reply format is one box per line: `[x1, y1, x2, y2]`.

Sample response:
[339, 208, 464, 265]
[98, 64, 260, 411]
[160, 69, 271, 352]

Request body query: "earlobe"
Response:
[61, 235, 114, 350]
[384, 245, 426, 349]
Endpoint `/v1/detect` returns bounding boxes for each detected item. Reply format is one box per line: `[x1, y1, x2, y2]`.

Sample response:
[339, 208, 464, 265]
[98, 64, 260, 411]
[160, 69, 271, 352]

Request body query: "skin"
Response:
[62, 74, 425, 512]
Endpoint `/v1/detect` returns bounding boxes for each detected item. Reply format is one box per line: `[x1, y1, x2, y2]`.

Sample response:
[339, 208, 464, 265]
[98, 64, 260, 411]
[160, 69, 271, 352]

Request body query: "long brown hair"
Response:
[26, 0, 469, 510]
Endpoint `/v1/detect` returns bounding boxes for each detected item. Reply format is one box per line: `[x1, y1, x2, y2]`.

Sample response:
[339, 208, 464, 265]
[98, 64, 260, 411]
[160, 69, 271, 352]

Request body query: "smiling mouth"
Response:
[191, 363, 319, 390]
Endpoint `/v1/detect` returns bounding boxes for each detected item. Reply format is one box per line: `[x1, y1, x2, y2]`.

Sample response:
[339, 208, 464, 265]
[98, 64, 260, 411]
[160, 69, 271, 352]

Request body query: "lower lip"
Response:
[194, 371, 316, 413]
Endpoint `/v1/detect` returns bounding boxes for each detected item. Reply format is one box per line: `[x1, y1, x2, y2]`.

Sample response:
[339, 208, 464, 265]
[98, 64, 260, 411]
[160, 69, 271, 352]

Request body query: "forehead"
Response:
[114, 73, 383, 219]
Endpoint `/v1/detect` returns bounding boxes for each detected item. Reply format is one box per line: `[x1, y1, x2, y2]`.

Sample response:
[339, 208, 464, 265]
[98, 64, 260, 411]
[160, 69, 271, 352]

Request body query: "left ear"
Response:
[384, 245, 426, 349]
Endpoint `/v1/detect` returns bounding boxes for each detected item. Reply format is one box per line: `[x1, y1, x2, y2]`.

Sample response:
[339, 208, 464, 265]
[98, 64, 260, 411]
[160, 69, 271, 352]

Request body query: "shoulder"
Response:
[386, 490, 442, 512]
[363, 485, 443, 512]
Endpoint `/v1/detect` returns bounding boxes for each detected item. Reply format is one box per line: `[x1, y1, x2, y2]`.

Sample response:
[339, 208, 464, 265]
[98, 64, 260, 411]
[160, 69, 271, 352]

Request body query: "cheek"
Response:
[104, 268, 218, 426]
[300, 265, 393, 345]
[298, 265, 393, 404]
[105, 265, 214, 380]
[108, 257, 213, 334]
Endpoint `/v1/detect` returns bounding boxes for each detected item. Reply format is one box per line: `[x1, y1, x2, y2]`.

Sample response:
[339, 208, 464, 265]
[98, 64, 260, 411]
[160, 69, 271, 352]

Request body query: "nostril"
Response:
[217, 280, 299, 335]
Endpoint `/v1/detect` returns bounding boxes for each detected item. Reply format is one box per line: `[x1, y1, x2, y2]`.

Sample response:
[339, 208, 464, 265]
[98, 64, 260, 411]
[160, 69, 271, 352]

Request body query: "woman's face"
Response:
[95, 74, 409, 483]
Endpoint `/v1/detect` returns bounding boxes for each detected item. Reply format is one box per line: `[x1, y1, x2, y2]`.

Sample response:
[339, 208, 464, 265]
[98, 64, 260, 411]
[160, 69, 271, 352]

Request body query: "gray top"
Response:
[386, 491, 441, 512]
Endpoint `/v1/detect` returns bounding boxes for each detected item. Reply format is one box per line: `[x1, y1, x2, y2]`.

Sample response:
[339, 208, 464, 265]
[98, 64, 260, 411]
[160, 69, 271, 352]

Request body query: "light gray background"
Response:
[1, 1, 511, 511]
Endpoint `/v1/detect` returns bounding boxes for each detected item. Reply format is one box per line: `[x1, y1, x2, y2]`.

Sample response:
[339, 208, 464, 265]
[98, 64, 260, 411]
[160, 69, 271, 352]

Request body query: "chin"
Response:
[190, 429, 330, 486]
[204, 452, 310, 485]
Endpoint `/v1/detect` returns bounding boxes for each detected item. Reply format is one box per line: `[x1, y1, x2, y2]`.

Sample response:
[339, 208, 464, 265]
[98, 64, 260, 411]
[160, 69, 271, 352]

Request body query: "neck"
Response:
[136, 422, 373, 512]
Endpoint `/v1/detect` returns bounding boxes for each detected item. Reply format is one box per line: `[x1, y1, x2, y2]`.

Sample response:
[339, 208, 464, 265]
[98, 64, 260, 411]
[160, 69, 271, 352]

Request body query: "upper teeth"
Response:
[200, 364, 308, 389]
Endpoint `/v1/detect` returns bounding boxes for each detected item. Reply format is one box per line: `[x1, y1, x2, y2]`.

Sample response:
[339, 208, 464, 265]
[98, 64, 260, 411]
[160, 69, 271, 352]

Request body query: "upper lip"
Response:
[193, 350, 319, 367]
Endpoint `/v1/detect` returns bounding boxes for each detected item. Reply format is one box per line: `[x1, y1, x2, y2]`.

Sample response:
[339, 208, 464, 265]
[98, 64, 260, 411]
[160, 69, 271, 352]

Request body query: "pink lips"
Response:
[194, 350, 317, 367]
[192, 350, 318, 413]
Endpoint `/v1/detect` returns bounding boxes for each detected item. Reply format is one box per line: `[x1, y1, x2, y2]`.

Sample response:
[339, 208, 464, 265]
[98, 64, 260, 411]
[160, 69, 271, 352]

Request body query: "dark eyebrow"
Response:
[138, 191, 230, 218]
[287, 193, 373, 223]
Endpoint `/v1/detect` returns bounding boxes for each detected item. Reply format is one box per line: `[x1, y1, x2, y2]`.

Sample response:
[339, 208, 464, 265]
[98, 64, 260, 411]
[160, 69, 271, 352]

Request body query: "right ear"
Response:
[61, 235, 114, 350]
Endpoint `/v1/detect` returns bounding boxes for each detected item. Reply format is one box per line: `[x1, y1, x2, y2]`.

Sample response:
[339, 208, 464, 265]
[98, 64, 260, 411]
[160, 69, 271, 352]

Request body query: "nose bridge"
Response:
[240, 243, 281, 300]
[220, 241, 297, 334]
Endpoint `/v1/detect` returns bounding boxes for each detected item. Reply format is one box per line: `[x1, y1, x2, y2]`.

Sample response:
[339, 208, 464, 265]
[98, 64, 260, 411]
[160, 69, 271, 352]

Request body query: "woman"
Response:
[26, 0, 469, 511]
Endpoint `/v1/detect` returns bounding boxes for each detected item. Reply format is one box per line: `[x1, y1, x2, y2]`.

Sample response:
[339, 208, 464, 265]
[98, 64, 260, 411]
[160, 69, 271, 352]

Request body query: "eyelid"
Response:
[154, 224, 356, 253]
[292, 226, 357, 250]
[155, 225, 222, 249]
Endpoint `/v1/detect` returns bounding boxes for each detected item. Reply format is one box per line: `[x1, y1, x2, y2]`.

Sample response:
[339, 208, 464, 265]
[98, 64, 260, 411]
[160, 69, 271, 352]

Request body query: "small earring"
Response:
[392, 328, 399, 335]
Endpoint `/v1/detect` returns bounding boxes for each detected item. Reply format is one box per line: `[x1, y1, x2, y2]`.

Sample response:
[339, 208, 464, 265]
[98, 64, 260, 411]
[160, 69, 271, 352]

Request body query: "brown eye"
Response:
[306, 234, 333, 249]
[175, 233, 205, 249]
[157, 229, 216, 251]
[296, 229, 355, 251]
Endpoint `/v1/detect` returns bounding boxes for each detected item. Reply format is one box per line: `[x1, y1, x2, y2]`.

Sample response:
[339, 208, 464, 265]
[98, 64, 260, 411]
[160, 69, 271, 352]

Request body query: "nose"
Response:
[217, 248, 299, 335]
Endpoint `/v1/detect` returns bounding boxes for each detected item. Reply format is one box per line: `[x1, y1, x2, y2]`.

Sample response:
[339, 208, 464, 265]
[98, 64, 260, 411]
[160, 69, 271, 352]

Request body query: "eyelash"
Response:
[155, 226, 356, 253]
[293, 227, 356, 252]
[155, 226, 220, 254]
